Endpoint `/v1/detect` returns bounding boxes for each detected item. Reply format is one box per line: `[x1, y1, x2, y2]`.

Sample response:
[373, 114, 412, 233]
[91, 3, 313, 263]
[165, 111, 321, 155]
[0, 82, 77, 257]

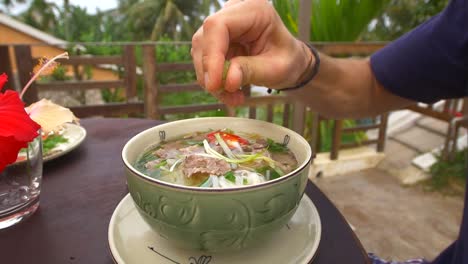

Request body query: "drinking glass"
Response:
[0, 135, 42, 229]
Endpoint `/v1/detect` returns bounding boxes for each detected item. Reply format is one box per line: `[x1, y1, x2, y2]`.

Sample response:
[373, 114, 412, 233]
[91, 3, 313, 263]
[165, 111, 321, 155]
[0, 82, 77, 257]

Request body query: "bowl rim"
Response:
[122, 117, 313, 193]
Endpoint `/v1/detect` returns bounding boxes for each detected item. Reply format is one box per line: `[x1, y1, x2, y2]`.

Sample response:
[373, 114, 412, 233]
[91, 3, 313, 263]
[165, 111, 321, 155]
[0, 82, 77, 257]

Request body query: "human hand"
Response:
[191, 0, 311, 106]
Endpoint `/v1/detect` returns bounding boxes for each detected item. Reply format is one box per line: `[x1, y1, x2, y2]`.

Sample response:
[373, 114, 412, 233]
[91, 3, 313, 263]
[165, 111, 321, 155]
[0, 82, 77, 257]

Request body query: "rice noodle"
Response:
[218, 176, 237, 188]
[169, 159, 183, 172]
[211, 175, 220, 188]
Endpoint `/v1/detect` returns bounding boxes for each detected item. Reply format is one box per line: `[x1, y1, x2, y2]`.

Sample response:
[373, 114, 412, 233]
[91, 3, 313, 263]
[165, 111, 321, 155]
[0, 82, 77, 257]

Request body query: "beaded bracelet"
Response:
[267, 42, 320, 94]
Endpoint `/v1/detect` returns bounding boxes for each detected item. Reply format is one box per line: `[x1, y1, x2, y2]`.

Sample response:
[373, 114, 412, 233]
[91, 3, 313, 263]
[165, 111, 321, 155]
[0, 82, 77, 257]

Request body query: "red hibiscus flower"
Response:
[0, 81, 41, 172]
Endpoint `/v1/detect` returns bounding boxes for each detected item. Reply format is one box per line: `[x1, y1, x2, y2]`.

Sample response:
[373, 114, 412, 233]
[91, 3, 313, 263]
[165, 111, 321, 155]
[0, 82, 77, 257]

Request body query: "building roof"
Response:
[0, 13, 66, 45]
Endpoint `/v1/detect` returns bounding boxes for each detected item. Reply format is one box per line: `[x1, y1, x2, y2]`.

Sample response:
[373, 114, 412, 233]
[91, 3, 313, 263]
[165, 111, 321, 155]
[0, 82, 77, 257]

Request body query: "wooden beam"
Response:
[157, 63, 194, 72]
[377, 113, 389, 152]
[14, 45, 38, 105]
[298, 0, 312, 41]
[330, 120, 343, 160]
[341, 139, 379, 150]
[293, 0, 312, 136]
[159, 103, 227, 115]
[124, 45, 137, 99]
[343, 124, 381, 133]
[0, 46, 14, 91]
[159, 83, 203, 93]
[242, 95, 293, 107]
[142, 44, 159, 119]
[37, 80, 126, 91]
[54, 55, 124, 65]
[69, 102, 144, 118]
[406, 104, 453, 122]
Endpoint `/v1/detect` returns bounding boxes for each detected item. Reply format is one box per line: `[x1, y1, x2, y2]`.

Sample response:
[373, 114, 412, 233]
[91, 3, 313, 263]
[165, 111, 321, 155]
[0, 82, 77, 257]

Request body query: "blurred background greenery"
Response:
[0, 0, 448, 43]
[0, 0, 451, 153]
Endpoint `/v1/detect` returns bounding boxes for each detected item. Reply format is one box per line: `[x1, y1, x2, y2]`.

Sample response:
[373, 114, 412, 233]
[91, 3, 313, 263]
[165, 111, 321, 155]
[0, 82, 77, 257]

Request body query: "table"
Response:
[0, 118, 370, 264]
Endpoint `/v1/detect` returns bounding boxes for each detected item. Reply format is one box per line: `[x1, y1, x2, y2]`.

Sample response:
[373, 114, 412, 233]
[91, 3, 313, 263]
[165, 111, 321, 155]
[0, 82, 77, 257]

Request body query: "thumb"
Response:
[224, 56, 269, 92]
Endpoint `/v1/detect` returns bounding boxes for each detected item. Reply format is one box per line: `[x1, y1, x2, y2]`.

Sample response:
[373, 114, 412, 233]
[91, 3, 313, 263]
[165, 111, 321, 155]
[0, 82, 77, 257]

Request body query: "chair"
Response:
[407, 98, 468, 160]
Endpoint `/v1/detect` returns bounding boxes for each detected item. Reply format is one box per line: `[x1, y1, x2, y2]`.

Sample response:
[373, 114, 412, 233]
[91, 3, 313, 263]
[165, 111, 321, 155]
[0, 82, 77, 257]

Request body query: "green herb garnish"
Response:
[155, 160, 167, 168]
[256, 166, 282, 180]
[139, 151, 157, 163]
[183, 140, 204, 146]
[43, 135, 68, 154]
[225, 171, 236, 183]
[220, 61, 231, 90]
[267, 138, 288, 153]
[222, 61, 230, 81]
[243, 178, 248, 185]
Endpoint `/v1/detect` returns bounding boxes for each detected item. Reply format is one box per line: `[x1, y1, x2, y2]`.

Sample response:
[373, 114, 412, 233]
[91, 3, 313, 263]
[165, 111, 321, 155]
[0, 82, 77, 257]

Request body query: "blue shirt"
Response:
[370, 0, 468, 263]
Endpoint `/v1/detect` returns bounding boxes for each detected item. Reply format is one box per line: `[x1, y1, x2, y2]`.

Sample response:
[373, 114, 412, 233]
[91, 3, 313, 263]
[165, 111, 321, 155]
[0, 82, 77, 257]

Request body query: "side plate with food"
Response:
[16, 123, 86, 163]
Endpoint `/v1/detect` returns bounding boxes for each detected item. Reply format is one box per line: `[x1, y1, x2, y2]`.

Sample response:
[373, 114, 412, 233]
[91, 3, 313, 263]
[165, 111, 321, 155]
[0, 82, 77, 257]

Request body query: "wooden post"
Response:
[293, 0, 313, 136]
[142, 44, 159, 119]
[377, 113, 389, 152]
[330, 120, 343, 160]
[14, 45, 38, 105]
[0, 46, 14, 91]
[283, 103, 291, 128]
[267, 104, 274, 122]
[298, 0, 312, 39]
[124, 45, 137, 100]
[315, 115, 322, 153]
[244, 85, 256, 119]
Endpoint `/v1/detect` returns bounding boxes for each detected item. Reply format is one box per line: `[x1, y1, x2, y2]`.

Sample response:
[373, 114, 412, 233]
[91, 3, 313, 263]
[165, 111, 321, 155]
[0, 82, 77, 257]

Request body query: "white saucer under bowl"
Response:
[108, 194, 321, 264]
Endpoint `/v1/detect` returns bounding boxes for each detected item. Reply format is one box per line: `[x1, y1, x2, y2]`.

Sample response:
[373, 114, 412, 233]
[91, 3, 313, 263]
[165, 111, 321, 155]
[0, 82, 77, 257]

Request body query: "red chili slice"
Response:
[206, 131, 249, 147]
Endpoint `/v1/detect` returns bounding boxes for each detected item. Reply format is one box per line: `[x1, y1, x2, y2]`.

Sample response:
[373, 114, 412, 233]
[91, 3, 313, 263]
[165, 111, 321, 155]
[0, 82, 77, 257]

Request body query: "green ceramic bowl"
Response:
[122, 117, 313, 252]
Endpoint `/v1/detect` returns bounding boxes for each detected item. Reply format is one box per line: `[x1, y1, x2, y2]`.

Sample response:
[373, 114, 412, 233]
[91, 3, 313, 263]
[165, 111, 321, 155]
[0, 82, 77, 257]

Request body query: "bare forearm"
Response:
[286, 52, 415, 119]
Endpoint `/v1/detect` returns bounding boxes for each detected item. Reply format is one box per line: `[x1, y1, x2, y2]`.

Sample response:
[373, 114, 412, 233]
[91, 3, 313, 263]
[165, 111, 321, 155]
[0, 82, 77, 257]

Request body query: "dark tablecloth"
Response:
[0, 118, 369, 264]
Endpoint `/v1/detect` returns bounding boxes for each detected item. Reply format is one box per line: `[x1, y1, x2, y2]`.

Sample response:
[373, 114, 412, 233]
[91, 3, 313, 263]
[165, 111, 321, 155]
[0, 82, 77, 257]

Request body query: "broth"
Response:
[134, 129, 298, 188]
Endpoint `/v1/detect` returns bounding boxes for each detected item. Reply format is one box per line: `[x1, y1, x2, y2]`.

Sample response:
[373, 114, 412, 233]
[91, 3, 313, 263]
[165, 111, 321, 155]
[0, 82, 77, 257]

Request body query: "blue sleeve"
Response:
[370, 0, 468, 104]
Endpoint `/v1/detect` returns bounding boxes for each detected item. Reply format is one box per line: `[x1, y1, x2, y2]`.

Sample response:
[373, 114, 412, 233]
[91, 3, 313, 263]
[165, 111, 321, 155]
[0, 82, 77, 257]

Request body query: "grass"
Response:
[424, 148, 467, 196]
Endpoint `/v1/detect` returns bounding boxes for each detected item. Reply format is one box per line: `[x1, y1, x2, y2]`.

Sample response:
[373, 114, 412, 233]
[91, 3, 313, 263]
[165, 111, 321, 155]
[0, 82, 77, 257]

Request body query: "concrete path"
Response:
[311, 115, 466, 261]
[312, 168, 464, 261]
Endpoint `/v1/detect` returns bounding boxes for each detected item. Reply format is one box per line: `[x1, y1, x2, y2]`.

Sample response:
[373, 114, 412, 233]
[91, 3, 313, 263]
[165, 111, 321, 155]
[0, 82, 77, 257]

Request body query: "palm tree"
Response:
[0, 0, 26, 12]
[119, 0, 221, 41]
[20, 0, 59, 32]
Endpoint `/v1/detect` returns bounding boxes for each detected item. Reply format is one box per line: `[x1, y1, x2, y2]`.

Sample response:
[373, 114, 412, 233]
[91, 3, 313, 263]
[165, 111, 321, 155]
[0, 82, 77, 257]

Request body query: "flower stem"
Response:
[20, 52, 69, 100]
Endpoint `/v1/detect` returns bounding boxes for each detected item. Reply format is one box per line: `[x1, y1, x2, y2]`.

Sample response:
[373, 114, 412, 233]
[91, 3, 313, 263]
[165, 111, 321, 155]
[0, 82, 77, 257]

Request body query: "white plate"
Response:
[16, 123, 87, 163]
[108, 194, 321, 264]
[43, 123, 87, 162]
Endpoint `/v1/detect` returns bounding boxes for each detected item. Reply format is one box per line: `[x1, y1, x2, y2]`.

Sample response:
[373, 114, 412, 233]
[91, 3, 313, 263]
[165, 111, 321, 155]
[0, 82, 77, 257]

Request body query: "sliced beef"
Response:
[179, 145, 205, 155]
[252, 138, 268, 149]
[183, 155, 230, 177]
[154, 148, 179, 159]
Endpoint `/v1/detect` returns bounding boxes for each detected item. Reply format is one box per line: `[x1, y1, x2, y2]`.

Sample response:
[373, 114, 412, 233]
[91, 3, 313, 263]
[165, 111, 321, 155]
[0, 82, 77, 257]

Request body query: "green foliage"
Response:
[38, 65, 71, 82]
[153, 41, 226, 120]
[363, 0, 449, 41]
[273, 0, 377, 151]
[316, 119, 367, 152]
[118, 0, 221, 40]
[426, 149, 467, 195]
[19, 0, 58, 32]
[273, 0, 389, 41]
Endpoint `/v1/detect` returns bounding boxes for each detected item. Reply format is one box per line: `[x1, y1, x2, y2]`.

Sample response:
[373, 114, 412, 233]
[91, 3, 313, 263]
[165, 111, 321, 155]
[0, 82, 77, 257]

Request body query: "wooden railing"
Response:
[2, 41, 389, 160]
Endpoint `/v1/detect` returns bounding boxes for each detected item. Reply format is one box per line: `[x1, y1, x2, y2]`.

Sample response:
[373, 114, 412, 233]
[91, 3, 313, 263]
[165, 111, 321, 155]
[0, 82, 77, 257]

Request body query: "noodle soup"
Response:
[135, 129, 298, 188]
